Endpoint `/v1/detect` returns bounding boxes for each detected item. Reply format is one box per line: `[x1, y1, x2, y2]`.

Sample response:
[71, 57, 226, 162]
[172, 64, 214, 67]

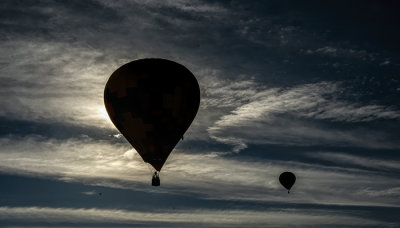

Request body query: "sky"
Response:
[1, 0, 400, 227]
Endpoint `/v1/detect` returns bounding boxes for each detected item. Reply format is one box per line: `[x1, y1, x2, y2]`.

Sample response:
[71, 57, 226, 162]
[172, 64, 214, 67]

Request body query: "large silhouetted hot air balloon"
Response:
[279, 172, 296, 193]
[104, 58, 200, 186]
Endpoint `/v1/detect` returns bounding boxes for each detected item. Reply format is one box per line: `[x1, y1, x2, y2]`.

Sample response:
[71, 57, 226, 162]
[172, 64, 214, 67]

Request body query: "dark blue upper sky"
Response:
[1, 0, 399, 227]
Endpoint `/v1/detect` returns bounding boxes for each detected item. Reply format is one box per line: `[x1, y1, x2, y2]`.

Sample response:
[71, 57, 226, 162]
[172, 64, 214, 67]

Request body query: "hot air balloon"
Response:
[279, 172, 296, 193]
[104, 58, 200, 186]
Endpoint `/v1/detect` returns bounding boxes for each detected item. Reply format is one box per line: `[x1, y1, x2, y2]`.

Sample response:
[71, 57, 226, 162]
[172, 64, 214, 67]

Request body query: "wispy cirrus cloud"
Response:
[99, 0, 228, 14]
[306, 152, 400, 172]
[0, 206, 390, 227]
[0, 40, 118, 128]
[0, 0, 233, 131]
[208, 81, 400, 124]
[207, 81, 400, 151]
[0, 136, 149, 186]
[358, 187, 400, 198]
[1, 135, 400, 207]
[81, 190, 98, 196]
[201, 78, 261, 108]
[1, 1, 399, 226]
[305, 46, 375, 61]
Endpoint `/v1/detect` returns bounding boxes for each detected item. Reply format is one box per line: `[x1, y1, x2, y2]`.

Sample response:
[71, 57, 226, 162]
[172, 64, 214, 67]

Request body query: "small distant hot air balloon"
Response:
[279, 172, 296, 193]
[104, 58, 200, 186]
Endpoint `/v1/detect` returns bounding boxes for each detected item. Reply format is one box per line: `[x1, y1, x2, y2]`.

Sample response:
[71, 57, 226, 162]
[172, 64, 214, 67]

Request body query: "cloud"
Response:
[380, 60, 391, 66]
[123, 149, 137, 160]
[1, 135, 400, 207]
[210, 81, 399, 123]
[0, 136, 151, 188]
[0, 40, 118, 128]
[82, 190, 98, 196]
[1, 2, 399, 226]
[0, 1, 233, 131]
[0, 206, 390, 227]
[304, 46, 375, 61]
[207, 81, 400, 151]
[358, 187, 400, 197]
[301, 103, 400, 122]
[99, 0, 228, 14]
[306, 152, 400, 172]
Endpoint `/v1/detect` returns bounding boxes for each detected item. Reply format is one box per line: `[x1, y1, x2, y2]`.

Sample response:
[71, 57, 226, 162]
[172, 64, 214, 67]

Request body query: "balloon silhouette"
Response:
[279, 172, 296, 193]
[104, 58, 200, 176]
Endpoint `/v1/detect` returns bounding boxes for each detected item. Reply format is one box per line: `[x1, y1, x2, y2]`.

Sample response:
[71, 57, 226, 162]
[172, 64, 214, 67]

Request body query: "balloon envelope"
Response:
[104, 59, 200, 171]
[279, 172, 296, 192]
